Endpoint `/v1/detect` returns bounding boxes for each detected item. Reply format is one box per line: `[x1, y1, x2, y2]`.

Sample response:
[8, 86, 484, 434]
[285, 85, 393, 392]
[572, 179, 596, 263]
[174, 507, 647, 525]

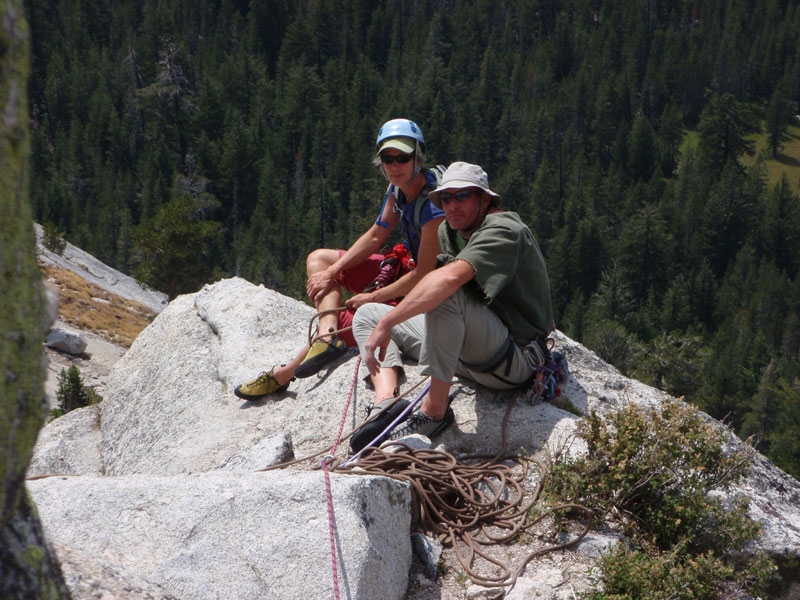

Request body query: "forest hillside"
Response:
[25, 0, 800, 478]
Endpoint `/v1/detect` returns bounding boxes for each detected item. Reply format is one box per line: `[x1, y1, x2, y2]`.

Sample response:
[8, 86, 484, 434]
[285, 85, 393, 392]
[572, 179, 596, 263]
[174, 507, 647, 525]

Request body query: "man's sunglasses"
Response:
[438, 189, 478, 204]
[379, 152, 414, 164]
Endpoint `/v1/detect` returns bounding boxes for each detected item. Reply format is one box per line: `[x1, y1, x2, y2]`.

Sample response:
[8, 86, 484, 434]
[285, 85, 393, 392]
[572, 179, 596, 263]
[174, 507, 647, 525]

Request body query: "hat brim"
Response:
[429, 181, 502, 208]
[377, 138, 416, 155]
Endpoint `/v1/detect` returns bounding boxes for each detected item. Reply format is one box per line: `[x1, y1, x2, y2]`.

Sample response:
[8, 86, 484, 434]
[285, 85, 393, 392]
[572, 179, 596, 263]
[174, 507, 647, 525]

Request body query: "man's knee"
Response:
[306, 248, 338, 274]
[427, 288, 468, 323]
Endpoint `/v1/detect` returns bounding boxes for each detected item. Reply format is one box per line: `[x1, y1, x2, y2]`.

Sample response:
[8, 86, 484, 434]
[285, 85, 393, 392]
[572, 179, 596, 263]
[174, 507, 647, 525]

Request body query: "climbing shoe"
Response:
[349, 399, 410, 454]
[388, 406, 455, 441]
[294, 335, 348, 379]
[234, 368, 290, 401]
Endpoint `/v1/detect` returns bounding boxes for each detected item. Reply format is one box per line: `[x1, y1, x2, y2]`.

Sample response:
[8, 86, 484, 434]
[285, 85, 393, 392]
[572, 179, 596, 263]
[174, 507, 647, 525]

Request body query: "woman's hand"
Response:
[306, 268, 338, 303]
[345, 292, 376, 311]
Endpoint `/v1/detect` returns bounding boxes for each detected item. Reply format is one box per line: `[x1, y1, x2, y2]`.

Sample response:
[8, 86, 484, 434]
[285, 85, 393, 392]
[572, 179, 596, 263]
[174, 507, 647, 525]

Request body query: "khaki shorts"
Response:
[352, 287, 539, 390]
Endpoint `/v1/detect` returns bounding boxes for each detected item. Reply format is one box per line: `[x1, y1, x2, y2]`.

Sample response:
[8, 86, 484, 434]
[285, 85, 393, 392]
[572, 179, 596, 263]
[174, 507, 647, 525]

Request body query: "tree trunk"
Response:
[0, 1, 71, 597]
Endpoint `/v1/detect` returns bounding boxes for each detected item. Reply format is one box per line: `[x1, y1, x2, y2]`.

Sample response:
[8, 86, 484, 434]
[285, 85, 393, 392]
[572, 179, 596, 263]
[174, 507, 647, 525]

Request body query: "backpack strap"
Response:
[376, 185, 395, 229]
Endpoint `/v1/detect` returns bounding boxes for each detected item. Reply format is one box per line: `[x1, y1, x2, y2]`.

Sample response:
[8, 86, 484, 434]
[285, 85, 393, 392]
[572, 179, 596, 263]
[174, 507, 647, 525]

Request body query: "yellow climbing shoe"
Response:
[234, 368, 290, 400]
[294, 335, 348, 379]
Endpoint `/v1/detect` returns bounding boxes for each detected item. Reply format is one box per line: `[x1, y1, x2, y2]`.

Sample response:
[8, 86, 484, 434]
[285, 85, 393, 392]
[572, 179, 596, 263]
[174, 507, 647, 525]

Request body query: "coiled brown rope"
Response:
[335, 394, 595, 589]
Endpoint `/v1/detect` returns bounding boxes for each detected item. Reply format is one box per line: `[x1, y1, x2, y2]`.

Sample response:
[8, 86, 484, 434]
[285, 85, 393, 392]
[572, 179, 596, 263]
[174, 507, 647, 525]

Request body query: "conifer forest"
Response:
[25, 1, 800, 478]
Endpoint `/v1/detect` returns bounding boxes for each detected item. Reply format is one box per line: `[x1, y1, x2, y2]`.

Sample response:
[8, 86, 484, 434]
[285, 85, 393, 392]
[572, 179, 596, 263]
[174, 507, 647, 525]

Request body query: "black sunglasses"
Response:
[438, 189, 478, 204]
[380, 152, 414, 164]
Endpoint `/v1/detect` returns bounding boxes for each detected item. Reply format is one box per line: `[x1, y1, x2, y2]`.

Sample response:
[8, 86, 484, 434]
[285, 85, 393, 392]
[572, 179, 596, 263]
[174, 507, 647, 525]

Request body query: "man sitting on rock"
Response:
[350, 162, 554, 452]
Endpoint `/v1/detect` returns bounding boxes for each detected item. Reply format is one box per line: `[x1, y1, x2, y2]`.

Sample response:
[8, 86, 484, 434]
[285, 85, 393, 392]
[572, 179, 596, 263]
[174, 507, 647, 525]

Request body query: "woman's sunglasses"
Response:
[380, 153, 414, 164]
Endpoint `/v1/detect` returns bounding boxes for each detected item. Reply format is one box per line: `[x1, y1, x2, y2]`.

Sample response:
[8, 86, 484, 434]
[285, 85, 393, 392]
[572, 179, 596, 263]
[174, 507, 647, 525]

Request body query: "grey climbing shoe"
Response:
[388, 406, 454, 441]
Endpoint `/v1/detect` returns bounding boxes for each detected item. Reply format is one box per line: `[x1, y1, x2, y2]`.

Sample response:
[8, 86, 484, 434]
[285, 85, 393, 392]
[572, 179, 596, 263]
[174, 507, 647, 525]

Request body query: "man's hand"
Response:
[306, 268, 338, 303]
[345, 292, 375, 311]
[364, 320, 392, 376]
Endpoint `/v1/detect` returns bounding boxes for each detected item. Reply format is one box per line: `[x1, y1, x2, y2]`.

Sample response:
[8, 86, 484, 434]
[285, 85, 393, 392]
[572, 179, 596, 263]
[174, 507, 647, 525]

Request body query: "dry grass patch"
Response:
[41, 263, 156, 348]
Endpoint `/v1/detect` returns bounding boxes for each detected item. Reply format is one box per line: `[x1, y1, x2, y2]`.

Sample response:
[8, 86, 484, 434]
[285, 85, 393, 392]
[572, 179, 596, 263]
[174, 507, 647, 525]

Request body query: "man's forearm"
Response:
[371, 267, 421, 304]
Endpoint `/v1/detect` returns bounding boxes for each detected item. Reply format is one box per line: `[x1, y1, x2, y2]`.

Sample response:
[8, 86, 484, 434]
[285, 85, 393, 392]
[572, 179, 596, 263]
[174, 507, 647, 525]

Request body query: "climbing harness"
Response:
[458, 335, 568, 399]
[362, 243, 415, 294]
[459, 335, 518, 383]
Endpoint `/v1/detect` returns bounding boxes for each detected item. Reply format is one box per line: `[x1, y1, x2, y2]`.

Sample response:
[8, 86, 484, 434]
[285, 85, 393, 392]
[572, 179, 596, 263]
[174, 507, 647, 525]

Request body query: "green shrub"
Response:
[49, 364, 101, 419]
[42, 221, 67, 255]
[585, 546, 735, 600]
[546, 399, 777, 598]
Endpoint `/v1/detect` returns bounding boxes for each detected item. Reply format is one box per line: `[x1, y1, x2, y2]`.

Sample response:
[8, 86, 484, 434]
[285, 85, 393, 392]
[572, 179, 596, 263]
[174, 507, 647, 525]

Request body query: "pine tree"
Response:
[52, 365, 98, 417]
[615, 205, 672, 301]
[697, 93, 755, 177]
[132, 194, 222, 299]
[627, 113, 656, 181]
[765, 88, 791, 157]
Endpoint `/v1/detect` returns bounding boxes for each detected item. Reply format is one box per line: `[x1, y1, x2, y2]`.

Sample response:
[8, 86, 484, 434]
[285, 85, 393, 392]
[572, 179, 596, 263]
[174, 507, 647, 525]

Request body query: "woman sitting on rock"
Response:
[234, 118, 445, 400]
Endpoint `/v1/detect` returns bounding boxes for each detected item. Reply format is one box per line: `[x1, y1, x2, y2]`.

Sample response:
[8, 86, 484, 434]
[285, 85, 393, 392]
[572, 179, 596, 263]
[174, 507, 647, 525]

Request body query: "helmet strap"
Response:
[412, 139, 422, 178]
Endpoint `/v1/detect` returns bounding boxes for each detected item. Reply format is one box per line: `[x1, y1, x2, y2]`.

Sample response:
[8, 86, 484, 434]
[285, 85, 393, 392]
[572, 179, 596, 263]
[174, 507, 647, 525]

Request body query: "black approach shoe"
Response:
[349, 399, 410, 454]
[388, 406, 455, 441]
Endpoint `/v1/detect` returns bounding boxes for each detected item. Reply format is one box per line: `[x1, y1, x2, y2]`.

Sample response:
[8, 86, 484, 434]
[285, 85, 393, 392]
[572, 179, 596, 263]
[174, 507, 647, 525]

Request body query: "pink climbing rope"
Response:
[321, 459, 340, 600]
[331, 355, 360, 456]
[321, 355, 361, 600]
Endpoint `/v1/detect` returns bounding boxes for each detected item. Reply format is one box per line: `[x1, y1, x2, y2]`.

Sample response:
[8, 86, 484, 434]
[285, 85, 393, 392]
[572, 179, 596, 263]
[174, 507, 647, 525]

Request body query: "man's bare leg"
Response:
[420, 377, 451, 420]
[369, 368, 449, 420]
[370, 366, 400, 405]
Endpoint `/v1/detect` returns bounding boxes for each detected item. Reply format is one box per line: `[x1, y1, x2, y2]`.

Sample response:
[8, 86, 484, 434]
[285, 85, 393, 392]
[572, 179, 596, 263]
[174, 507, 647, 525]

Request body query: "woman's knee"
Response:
[306, 248, 339, 274]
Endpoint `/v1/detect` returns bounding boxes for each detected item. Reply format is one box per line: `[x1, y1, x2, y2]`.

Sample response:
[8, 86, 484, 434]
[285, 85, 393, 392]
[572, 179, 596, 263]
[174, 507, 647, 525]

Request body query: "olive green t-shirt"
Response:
[437, 211, 553, 342]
